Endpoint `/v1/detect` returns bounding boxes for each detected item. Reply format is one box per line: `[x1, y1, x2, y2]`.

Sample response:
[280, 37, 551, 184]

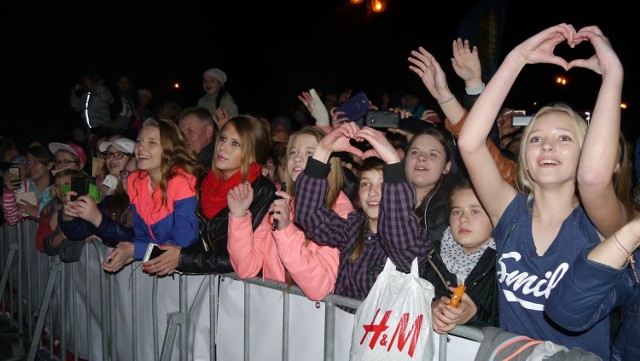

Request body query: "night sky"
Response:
[2, 0, 638, 142]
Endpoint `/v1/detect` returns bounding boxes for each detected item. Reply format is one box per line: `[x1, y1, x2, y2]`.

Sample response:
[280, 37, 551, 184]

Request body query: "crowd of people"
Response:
[1, 24, 639, 360]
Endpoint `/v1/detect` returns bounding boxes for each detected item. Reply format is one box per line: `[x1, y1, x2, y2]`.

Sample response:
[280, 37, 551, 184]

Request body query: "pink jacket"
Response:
[227, 191, 353, 301]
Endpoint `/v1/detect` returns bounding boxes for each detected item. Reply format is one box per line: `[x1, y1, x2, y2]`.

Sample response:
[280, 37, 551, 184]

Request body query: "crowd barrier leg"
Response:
[209, 275, 216, 361]
[243, 281, 251, 361]
[0, 242, 19, 302]
[282, 291, 289, 361]
[323, 301, 336, 361]
[27, 262, 62, 361]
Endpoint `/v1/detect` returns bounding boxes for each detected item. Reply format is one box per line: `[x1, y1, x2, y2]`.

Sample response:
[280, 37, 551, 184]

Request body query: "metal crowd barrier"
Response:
[0, 221, 483, 361]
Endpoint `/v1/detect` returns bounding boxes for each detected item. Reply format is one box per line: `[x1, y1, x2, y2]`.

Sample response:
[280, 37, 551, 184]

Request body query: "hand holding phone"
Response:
[335, 91, 371, 125]
[143, 243, 167, 262]
[70, 176, 88, 201]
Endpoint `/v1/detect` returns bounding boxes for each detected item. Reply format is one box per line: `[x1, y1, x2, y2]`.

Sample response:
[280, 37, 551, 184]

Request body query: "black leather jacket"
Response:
[425, 247, 498, 328]
[177, 175, 276, 274]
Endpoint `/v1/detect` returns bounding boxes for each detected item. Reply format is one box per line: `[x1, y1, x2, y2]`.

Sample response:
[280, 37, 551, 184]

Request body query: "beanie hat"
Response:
[138, 88, 152, 100]
[203, 68, 227, 85]
[48, 142, 88, 166]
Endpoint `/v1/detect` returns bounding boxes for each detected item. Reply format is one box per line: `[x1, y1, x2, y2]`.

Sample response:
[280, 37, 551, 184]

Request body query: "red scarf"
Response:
[200, 162, 261, 218]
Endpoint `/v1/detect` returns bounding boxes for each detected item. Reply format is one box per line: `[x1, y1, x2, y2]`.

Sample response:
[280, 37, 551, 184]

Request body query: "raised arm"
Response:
[457, 24, 575, 223]
[408, 47, 465, 125]
[573, 26, 627, 236]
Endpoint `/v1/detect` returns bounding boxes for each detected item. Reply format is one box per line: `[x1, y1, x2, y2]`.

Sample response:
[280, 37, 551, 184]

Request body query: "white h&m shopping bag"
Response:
[350, 258, 435, 360]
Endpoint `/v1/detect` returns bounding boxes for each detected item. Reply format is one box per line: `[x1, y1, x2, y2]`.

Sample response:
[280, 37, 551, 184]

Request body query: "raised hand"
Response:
[227, 182, 254, 217]
[297, 91, 314, 113]
[451, 38, 482, 88]
[512, 23, 577, 69]
[329, 107, 350, 129]
[356, 126, 400, 164]
[215, 107, 232, 129]
[569, 26, 622, 75]
[408, 47, 453, 103]
[313, 122, 363, 163]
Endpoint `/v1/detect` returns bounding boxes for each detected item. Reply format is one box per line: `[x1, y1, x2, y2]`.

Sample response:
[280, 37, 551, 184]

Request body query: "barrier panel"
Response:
[0, 222, 483, 360]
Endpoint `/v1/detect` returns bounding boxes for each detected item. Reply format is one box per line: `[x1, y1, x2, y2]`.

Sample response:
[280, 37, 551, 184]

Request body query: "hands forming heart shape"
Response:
[515, 23, 621, 76]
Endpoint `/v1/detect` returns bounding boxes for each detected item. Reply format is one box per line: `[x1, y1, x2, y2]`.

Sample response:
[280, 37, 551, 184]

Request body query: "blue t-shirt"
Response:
[493, 193, 610, 359]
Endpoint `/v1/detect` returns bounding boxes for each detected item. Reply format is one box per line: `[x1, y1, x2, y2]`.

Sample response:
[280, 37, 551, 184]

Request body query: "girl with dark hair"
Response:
[295, 123, 431, 309]
[405, 127, 461, 247]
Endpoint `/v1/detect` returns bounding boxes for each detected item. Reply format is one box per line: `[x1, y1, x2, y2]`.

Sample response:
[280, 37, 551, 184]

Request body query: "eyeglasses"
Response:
[102, 151, 126, 160]
[120, 169, 135, 180]
[55, 159, 76, 167]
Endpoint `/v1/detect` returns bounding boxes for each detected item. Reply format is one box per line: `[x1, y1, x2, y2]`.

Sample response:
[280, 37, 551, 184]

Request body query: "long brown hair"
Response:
[137, 118, 204, 209]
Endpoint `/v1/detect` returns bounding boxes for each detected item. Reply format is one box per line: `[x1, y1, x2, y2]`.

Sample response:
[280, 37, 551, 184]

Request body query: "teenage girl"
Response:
[103, 118, 203, 273]
[457, 24, 626, 359]
[226, 126, 353, 300]
[145, 115, 275, 275]
[294, 123, 431, 308]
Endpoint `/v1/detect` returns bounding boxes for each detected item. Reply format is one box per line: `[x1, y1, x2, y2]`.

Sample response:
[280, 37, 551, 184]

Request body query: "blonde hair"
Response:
[515, 103, 588, 205]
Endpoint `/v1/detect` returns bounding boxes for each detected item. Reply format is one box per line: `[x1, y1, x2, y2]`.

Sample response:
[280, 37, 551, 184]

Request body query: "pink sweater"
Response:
[227, 191, 353, 301]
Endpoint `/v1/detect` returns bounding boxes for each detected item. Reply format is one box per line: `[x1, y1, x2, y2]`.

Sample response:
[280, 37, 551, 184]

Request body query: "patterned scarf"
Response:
[200, 162, 261, 218]
[440, 226, 495, 285]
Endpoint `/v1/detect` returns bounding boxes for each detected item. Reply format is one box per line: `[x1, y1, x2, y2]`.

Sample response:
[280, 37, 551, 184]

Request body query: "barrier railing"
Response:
[0, 221, 483, 360]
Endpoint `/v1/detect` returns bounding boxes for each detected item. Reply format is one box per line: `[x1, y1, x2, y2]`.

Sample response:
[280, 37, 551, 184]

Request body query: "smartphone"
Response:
[335, 91, 370, 124]
[449, 285, 466, 308]
[512, 115, 533, 126]
[364, 110, 400, 129]
[8, 167, 21, 179]
[143, 243, 167, 262]
[70, 176, 88, 201]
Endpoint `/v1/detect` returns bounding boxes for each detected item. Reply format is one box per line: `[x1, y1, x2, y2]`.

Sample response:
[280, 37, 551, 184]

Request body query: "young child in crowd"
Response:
[144, 115, 275, 276]
[457, 24, 627, 360]
[196, 68, 238, 122]
[49, 142, 87, 172]
[227, 126, 353, 300]
[294, 123, 431, 309]
[102, 118, 202, 273]
[2, 146, 54, 224]
[426, 179, 497, 332]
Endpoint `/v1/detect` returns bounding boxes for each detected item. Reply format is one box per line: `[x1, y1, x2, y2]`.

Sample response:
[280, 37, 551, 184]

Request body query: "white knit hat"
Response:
[203, 68, 227, 85]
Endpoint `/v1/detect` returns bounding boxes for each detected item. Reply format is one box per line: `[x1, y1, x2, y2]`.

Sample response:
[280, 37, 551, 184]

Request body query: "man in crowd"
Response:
[178, 107, 216, 169]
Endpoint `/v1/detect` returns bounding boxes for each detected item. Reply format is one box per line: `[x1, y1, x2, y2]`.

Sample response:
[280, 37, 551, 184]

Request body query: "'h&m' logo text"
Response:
[360, 308, 424, 357]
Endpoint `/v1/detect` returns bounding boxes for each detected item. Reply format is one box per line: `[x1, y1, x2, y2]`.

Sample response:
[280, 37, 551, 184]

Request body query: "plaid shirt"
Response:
[294, 158, 431, 305]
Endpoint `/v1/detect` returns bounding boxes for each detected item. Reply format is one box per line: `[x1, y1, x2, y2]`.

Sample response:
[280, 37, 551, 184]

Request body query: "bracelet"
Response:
[438, 95, 455, 105]
[613, 232, 631, 255]
[613, 232, 639, 283]
[465, 82, 485, 95]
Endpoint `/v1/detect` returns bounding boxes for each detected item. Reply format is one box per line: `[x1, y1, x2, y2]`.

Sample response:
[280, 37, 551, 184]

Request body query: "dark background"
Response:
[1, 0, 637, 143]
